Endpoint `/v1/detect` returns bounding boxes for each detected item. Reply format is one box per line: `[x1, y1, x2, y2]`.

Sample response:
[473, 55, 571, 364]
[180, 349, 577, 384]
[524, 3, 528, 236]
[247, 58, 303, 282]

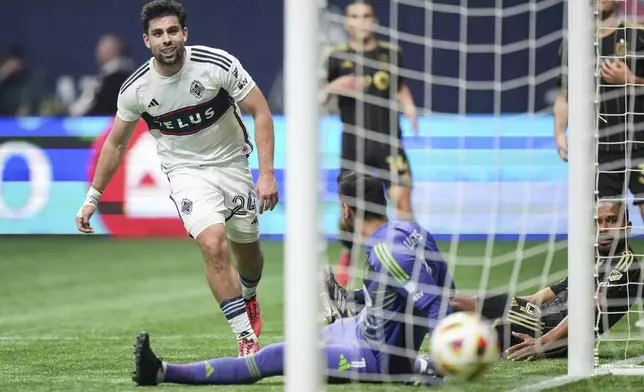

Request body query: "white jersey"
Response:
[116, 45, 256, 173]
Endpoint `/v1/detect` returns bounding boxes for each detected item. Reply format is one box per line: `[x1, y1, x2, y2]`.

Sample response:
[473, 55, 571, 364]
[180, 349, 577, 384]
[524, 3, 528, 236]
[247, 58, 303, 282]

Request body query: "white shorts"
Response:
[167, 165, 259, 243]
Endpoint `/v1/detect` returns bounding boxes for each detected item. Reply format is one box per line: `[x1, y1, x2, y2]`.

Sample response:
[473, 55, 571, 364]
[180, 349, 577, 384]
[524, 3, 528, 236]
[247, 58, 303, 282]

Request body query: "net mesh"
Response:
[317, 0, 644, 386]
[593, 0, 644, 373]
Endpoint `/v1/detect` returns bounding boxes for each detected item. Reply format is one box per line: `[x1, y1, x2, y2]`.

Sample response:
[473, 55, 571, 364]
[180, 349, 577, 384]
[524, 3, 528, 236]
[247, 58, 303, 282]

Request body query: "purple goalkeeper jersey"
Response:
[357, 220, 454, 374]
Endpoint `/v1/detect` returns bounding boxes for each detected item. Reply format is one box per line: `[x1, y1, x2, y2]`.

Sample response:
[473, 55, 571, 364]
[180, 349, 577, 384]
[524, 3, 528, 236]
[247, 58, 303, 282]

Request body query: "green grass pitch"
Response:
[1, 236, 644, 391]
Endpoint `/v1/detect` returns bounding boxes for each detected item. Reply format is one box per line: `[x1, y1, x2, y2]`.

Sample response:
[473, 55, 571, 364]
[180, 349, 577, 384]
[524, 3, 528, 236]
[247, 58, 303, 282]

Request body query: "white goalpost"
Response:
[285, 0, 644, 390]
[284, 0, 322, 391]
[566, 0, 596, 379]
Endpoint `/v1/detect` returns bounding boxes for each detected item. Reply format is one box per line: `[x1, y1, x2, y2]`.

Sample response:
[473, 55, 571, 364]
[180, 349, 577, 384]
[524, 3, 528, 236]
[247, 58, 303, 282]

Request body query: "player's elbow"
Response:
[239, 87, 272, 119]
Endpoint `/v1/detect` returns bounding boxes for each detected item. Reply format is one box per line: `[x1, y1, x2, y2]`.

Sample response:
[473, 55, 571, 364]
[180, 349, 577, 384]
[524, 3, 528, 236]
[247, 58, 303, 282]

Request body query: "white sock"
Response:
[220, 295, 256, 340]
[157, 362, 167, 383]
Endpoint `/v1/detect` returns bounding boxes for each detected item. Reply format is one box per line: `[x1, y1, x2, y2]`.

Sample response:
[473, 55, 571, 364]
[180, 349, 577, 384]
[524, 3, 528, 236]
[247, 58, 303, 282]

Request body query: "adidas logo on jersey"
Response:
[148, 98, 160, 108]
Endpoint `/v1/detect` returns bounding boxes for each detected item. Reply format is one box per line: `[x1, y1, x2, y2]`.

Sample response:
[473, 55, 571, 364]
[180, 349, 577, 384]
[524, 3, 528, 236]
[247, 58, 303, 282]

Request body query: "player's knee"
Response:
[229, 239, 263, 264]
[196, 224, 229, 265]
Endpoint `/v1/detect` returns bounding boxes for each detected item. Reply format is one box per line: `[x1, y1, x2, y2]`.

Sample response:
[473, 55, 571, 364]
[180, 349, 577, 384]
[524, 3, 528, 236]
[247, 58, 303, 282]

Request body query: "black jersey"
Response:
[548, 248, 643, 334]
[558, 23, 644, 152]
[326, 41, 405, 139]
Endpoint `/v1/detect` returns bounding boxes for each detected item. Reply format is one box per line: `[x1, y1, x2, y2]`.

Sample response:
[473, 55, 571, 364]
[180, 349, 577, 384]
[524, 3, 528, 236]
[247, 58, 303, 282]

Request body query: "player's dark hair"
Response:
[338, 170, 387, 220]
[141, 0, 187, 34]
[345, 0, 377, 17]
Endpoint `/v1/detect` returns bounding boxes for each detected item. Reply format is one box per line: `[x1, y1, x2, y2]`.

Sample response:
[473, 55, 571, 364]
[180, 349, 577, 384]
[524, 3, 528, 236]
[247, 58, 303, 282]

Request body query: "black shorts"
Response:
[340, 133, 412, 189]
[598, 149, 644, 204]
[479, 294, 565, 356]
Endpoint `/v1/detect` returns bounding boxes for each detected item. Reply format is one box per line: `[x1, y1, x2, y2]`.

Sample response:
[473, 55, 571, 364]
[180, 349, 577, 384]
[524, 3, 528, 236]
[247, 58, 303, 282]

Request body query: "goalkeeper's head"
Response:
[596, 198, 631, 256]
[338, 170, 388, 236]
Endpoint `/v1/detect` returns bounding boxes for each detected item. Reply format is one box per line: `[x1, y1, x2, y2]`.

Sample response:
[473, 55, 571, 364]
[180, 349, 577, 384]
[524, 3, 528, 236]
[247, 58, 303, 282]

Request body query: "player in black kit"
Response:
[450, 199, 643, 361]
[322, 0, 418, 286]
[555, 0, 644, 220]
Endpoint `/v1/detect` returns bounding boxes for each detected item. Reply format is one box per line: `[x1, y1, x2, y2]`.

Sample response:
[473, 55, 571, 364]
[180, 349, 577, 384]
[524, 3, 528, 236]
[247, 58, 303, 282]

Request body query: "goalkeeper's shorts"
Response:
[479, 293, 566, 356]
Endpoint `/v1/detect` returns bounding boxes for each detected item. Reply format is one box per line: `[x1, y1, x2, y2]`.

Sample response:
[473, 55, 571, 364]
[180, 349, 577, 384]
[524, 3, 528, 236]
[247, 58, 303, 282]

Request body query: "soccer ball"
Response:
[429, 311, 500, 381]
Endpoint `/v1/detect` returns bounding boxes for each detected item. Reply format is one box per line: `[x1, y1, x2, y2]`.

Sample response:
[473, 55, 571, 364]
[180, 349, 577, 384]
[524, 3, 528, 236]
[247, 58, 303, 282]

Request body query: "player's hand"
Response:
[506, 332, 543, 361]
[76, 204, 97, 233]
[255, 173, 279, 214]
[601, 59, 635, 85]
[555, 132, 568, 162]
[403, 105, 418, 134]
[330, 75, 366, 95]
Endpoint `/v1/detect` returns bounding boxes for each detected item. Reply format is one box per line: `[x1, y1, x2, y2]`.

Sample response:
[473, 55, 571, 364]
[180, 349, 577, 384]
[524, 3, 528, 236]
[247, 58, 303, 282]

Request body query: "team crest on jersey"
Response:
[609, 270, 623, 282]
[190, 80, 205, 99]
[181, 198, 193, 215]
[616, 39, 627, 56]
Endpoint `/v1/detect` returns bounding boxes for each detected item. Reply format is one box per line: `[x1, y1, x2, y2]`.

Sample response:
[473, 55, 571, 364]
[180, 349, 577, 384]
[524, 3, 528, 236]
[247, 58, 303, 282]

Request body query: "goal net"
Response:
[284, 0, 644, 388]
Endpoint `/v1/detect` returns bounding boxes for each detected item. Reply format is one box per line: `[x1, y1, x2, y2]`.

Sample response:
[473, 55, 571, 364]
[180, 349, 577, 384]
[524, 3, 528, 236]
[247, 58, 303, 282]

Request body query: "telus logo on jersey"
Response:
[141, 88, 233, 136]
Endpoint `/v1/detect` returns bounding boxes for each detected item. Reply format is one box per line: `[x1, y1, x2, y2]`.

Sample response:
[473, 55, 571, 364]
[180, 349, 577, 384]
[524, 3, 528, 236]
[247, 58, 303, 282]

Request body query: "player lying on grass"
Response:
[449, 199, 643, 361]
[132, 170, 454, 386]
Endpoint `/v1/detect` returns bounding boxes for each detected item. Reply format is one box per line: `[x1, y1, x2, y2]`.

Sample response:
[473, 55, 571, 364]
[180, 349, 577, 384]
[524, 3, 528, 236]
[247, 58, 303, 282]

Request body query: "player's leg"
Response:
[133, 332, 282, 386]
[384, 147, 414, 221]
[133, 329, 376, 386]
[217, 165, 264, 342]
[167, 169, 257, 354]
[228, 240, 263, 339]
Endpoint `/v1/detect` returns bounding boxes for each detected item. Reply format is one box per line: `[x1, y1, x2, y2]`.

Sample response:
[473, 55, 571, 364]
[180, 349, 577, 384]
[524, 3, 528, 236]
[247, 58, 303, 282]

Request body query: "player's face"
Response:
[345, 4, 376, 41]
[144, 16, 188, 66]
[596, 203, 631, 254]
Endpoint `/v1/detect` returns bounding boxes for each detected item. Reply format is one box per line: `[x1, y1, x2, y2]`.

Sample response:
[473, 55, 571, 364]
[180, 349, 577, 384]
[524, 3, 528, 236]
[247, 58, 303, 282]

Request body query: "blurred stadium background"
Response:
[3, 0, 644, 391]
[0, 0, 599, 237]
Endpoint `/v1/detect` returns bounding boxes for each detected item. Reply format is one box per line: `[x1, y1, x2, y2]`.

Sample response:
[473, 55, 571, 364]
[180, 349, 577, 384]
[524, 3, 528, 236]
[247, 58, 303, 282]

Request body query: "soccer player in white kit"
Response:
[75, 0, 278, 357]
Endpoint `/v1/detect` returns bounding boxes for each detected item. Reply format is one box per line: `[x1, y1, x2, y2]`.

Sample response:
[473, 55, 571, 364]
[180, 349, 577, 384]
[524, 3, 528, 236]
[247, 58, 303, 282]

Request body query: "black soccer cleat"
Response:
[133, 332, 163, 386]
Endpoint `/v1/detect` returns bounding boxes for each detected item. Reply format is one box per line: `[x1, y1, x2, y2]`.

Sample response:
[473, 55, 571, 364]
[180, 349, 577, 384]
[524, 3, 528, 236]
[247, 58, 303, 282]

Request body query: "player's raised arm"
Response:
[224, 54, 278, 214]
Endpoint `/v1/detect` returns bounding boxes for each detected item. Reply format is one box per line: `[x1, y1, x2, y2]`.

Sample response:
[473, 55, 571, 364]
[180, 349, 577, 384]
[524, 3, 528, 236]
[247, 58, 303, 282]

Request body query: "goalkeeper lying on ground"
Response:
[132, 170, 454, 386]
[449, 199, 643, 361]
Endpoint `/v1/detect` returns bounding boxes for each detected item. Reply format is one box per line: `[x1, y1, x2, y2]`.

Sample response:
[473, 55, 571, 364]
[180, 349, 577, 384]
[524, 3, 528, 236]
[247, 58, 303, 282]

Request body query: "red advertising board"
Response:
[89, 119, 186, 236]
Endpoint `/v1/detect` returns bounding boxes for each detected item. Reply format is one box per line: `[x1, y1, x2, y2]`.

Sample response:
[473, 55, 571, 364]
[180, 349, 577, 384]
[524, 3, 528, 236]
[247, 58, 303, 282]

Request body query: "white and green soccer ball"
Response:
[429, 311, 500, 381]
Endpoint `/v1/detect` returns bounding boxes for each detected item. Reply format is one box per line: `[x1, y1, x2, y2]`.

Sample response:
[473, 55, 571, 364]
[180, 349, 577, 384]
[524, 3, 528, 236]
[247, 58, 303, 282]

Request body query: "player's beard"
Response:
[597, 234, 627, 256]
[155, 44, 184, 66]
[601, 4, 616, 20]
[340, 215, 356, 237]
